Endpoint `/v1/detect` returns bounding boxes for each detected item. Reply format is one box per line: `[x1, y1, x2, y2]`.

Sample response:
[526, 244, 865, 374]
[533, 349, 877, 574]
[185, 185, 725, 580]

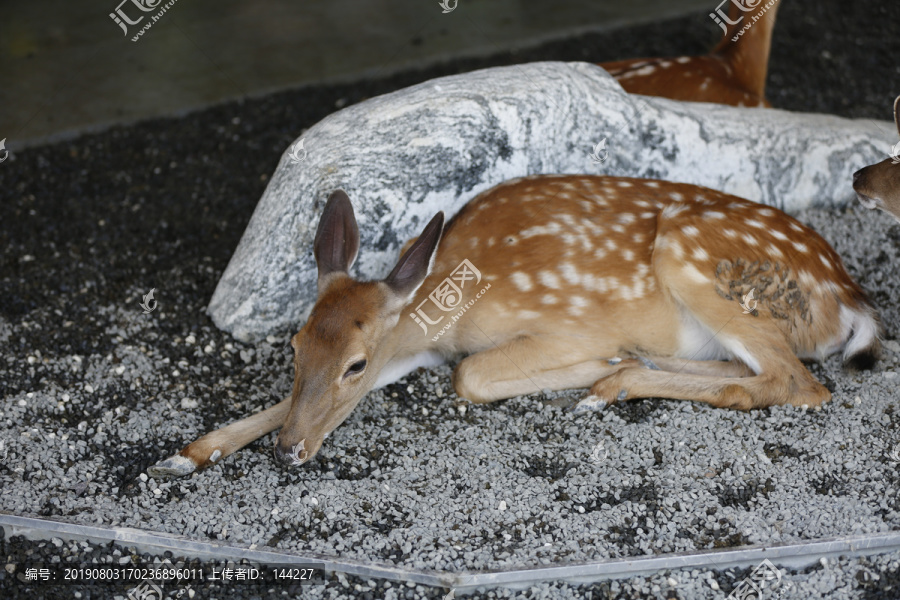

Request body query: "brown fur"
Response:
[599, 1, 779, 106]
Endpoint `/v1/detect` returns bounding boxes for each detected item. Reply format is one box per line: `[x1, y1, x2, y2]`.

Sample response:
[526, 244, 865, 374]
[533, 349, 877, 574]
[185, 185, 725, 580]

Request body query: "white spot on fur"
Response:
[799, 271, 816, 287]
[632, 65, 657, 77]
[539, 271, 561, 289]
[520, 222, 563, 238]
[662, 203, 688, 218]
[511, 271, 533, 292]
[682, 263, 709, 283]
[560, 263, 580, 285]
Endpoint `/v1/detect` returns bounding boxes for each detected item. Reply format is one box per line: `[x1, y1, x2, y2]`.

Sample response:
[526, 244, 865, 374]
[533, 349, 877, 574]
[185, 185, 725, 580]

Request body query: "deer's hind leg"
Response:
[579, 258, 830, 411]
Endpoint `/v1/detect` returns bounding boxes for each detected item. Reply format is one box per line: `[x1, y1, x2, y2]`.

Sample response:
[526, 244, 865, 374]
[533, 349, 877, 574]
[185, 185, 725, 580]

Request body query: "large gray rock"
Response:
[208, 61, 890, 342]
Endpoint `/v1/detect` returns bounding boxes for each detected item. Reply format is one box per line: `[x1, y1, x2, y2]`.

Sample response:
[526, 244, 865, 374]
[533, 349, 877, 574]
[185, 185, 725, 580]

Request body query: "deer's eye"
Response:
[344, 359, 367, 379]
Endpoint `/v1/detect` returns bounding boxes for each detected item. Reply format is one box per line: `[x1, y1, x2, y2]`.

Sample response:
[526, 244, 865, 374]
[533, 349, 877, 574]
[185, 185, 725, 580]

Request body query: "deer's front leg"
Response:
[149, 396, 293, 478]
[452, 334, 628, 403]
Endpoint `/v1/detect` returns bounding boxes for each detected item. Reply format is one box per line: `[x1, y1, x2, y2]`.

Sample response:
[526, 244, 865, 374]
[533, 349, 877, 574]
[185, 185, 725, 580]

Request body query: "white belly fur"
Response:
[374, 350, 447, 390]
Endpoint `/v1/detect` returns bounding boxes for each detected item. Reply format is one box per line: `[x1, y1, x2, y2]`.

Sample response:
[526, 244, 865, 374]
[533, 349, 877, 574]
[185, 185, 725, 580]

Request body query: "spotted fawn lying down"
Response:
[151, 174, 880, 476]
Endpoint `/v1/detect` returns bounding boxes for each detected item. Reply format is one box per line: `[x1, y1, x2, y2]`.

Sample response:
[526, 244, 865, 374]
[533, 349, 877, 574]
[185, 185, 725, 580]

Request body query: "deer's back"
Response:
[424, 175, 873, 360]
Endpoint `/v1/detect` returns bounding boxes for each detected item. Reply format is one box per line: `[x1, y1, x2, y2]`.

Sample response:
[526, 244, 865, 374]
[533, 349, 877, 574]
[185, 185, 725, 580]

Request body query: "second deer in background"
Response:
[600, 1, 780, 106]
[853, 95, 900, 224]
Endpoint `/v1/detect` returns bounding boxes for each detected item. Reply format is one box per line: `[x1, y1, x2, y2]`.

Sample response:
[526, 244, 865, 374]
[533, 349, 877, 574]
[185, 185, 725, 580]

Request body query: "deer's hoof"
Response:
[147, 454, 197, 479]
[570, 394, 609, 414]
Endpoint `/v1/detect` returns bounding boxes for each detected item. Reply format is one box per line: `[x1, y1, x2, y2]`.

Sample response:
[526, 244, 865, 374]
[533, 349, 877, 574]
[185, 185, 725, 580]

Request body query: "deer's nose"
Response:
[852, 168, 862, 183]
[273, 438, 313, 469]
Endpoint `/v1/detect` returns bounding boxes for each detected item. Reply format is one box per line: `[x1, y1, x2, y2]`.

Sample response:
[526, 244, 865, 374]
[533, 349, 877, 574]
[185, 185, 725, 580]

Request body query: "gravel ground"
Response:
[2, 0, 900, 598]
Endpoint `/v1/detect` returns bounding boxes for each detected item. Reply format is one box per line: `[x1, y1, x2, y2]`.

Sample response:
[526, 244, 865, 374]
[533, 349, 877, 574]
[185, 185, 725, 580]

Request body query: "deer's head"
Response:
[853, 95, 900, 224]
[273, 191, 444, 467]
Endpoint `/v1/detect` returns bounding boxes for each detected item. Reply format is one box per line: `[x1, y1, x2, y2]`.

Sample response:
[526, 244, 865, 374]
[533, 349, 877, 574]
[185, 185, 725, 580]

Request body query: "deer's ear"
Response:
[384, 212, 444, 307]
[894, 95, 900, 138]
[314, 190, 360, 279]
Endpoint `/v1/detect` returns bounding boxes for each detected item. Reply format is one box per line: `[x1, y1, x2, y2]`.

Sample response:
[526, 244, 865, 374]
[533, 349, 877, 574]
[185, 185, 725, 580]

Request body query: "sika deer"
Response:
[600, 0, 780, 106]
[853, 95, 900, 223]
[151, 176, 880, 477]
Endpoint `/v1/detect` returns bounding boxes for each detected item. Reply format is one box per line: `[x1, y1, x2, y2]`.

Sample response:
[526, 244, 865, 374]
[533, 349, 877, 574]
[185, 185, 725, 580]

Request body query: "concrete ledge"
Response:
[4, 513, 900, 593]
